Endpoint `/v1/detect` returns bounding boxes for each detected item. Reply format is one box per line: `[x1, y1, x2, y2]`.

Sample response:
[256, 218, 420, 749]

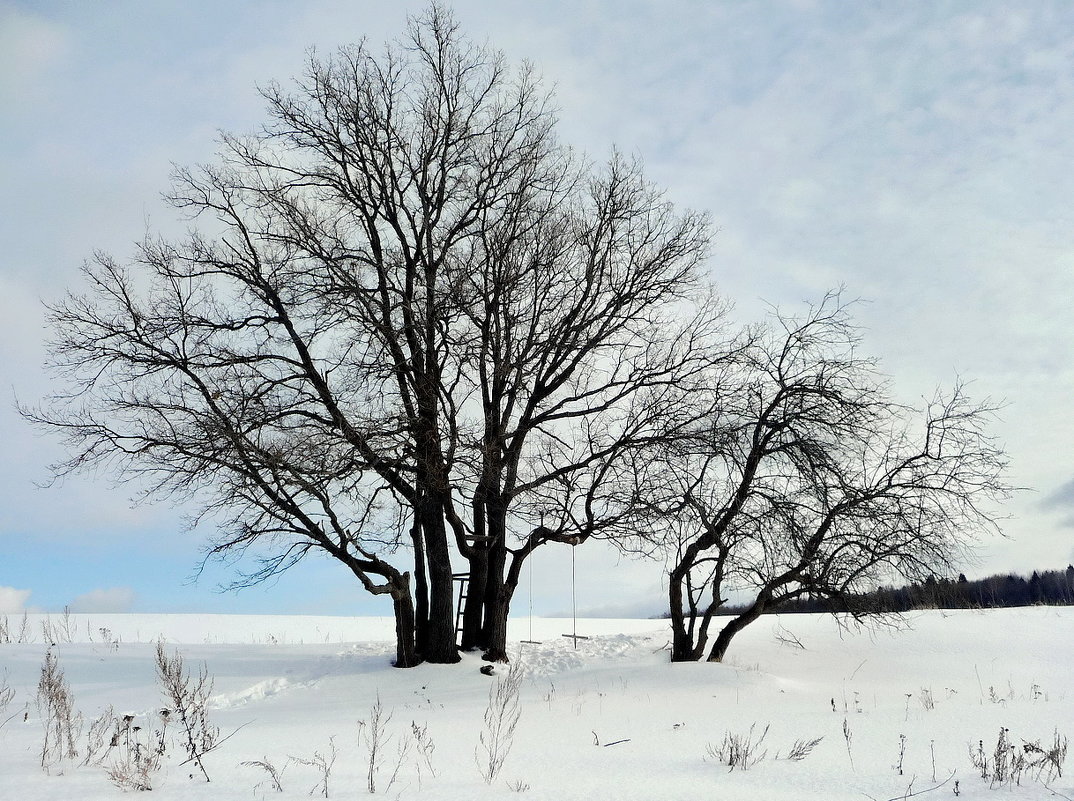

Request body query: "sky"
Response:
[2, 0, 1074, 618]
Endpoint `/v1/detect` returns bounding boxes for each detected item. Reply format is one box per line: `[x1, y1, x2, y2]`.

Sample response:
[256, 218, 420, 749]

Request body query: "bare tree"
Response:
[624, 293, 1009, 662]
[448, 153, 721, 660]
[25, 4, 718, 665]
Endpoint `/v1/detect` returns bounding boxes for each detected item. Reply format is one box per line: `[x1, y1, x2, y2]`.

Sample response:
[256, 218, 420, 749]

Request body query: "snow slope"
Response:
[0, 608, 1070, 799]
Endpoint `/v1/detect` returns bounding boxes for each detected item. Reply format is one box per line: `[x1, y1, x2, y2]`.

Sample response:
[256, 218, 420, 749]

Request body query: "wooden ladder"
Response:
[452, 572, 469, 645]
[453, 535, 496, 646]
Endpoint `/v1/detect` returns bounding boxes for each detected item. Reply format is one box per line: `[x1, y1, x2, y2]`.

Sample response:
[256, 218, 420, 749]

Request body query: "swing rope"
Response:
[571, 540, 577, 647]
[561, 539, 587, 647]
[521, 513, 542, 646]
[528, 545, 534, 643]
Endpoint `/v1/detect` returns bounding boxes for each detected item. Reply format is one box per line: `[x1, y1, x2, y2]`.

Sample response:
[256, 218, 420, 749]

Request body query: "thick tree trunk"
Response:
[482, 592, 511, 663]
[670, 618, 698, 662]
[420, 503, 460, 663]
[482, 545, 508, 635]
[460, 548, 488, 651]
[410, 516, 430, 658]
[668, 563, 706, 661]
[480, 505, 511, 661]
[390, 576, 419, 668]
[707, 603, 766, 663]
[405, 307, 460, 664]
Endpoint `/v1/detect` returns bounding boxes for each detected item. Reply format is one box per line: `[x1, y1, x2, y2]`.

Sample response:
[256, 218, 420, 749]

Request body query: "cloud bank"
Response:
[0, 587, 32, 614]
[69, 587, 136, 614]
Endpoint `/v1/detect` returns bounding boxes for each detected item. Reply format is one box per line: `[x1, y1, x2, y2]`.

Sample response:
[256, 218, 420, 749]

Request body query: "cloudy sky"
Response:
[2, 0, 1073, 618]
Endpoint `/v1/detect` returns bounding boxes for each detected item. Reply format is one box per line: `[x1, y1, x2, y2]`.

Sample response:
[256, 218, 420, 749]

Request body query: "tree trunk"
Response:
[419, 503, 460, 663]
[668, 562, 706, 661]
[410, 515, 430, 658]
[482, 592, 511, 663]
[480, 505, 510, 661]
[390, 576, 419, 668]
[670, 623, 695, 662]
[707, 603, 766, 663]
[460, 547, 488, 651]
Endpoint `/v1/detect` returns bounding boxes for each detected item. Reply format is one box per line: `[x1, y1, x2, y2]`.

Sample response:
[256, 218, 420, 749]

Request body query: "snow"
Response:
[1, 608, 1070, 799]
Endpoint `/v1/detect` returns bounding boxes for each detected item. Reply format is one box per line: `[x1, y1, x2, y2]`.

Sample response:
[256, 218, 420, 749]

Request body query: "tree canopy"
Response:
[614, 294, 1009, 662]
[26, 4, 720, 666]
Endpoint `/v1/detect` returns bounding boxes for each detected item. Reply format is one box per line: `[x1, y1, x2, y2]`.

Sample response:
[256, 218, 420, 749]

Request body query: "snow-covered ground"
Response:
[0, 608, 1070, 799]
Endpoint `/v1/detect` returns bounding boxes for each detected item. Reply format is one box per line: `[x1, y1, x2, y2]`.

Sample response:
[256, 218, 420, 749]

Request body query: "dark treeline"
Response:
[693, 567, 1074, 617]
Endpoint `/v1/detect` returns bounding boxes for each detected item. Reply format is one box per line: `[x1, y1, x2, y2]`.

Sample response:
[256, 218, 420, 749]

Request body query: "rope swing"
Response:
[561, 537, 588, 648]
[521, 514, 543, 645]
[520, 543, 540, 645]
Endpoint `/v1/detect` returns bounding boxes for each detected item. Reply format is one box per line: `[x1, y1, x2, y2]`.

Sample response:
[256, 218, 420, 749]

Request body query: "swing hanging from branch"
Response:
[561, 539, 588, 648]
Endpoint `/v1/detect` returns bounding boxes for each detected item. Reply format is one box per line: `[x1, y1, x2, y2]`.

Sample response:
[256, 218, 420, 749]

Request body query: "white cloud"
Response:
[0, 586, 32, 614]
[69, 587, 136, 613]
[0, 6, 69, 105]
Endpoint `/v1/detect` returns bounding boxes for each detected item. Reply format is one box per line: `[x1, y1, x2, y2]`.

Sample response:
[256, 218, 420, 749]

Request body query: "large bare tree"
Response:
[621, 294, 1009, 663]
[446, 153, 722, 660]
[26, 5, 718, 665]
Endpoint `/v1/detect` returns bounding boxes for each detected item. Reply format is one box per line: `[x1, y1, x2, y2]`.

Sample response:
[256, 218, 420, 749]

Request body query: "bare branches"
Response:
[155, 643, 218, 782]
[37, 648, 82, 771]
[27, 4, 723, 666]
[627, 293, 1009, 662]
[476, 657, 524, 783]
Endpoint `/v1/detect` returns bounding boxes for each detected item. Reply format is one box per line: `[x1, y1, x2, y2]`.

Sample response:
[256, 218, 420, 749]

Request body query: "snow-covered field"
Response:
[0, 608, 1070, 800]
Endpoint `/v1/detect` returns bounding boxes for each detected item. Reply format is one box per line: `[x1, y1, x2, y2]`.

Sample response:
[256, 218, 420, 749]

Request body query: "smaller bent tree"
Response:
[629, 294, 1009, 663]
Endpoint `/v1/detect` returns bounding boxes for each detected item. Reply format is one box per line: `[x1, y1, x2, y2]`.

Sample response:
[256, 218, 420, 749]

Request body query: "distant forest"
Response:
[703, 567, 1074, 617]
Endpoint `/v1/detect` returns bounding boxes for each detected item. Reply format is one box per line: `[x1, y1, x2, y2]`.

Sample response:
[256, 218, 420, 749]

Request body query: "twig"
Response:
[603, 739, 630, 747]
[1044, 782, 1074, 801]
[863, 770, 955, 801]
[773, 623, 805, 650]
[176, 721, 252, 766]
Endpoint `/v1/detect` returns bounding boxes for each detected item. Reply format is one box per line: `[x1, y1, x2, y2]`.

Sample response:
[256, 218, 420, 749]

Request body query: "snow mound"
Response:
[211, 676, 298, 709]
